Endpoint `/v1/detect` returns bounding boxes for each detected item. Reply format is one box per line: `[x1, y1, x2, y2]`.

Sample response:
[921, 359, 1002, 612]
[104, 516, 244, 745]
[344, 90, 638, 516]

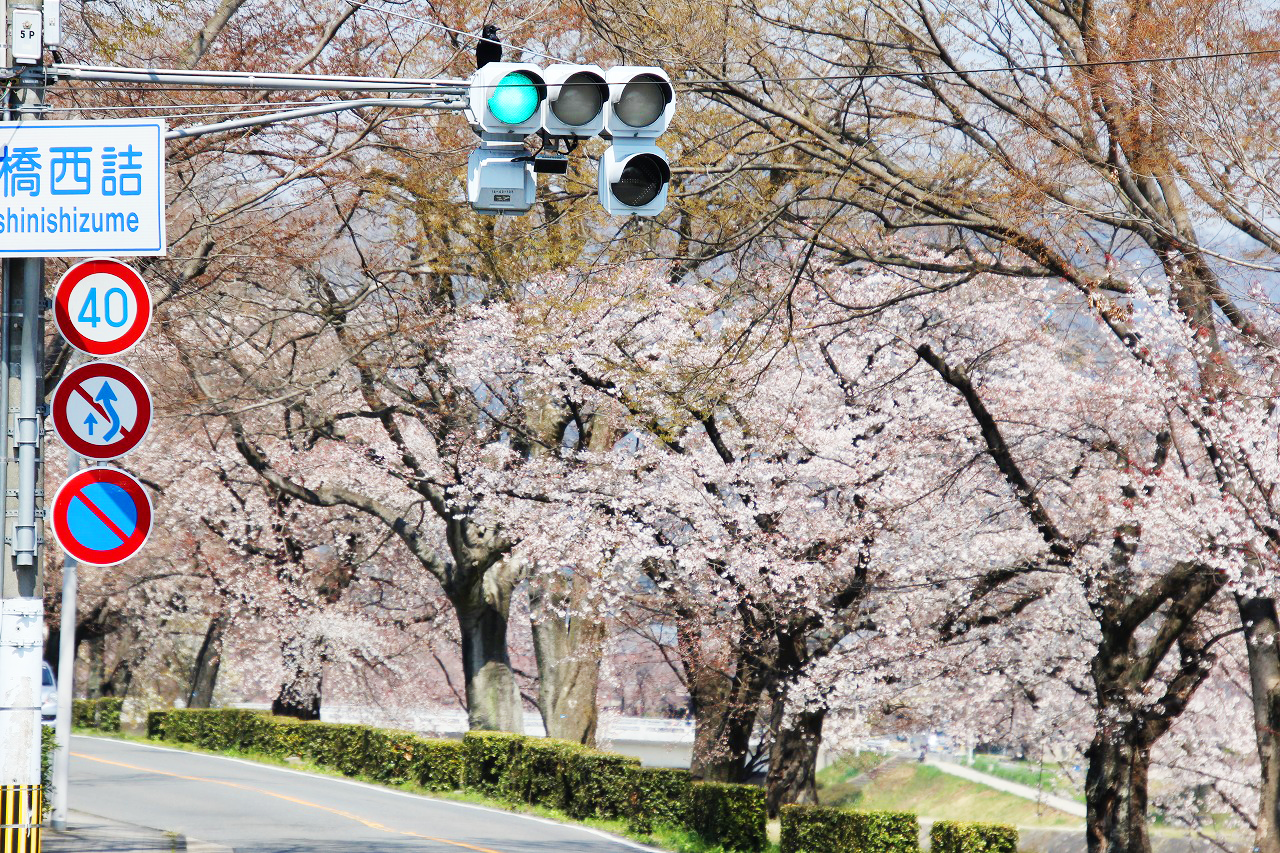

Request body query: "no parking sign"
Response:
[50, 467, 152, 566]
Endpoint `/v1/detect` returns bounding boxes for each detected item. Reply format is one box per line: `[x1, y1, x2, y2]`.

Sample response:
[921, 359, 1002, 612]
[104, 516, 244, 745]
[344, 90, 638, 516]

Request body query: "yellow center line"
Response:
[71, 751, 505, 853]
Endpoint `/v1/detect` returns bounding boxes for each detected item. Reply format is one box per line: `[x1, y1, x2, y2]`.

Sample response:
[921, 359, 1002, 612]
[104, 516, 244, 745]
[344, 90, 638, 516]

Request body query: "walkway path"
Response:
[925, 758, 1086, 818]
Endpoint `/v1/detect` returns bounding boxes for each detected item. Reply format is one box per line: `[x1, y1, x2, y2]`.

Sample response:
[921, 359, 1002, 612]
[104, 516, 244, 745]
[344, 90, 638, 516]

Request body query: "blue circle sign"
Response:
[51, 466, 152, 565]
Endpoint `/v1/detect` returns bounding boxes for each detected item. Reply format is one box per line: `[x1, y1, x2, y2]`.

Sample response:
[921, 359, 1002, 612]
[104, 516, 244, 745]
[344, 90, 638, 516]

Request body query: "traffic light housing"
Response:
[598, 67, 673, 216]
[469, 62, 547, 137]
[466, 62, 675, 216]
[598, 140, 670, 216]
[541, 64, 609, 138]
[468, 146, 535, 214]
[603, 66, 674, 138]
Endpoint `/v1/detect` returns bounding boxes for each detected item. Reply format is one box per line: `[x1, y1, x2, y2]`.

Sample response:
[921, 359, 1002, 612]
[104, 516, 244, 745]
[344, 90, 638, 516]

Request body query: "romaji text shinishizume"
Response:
[0, 206, 142, 234]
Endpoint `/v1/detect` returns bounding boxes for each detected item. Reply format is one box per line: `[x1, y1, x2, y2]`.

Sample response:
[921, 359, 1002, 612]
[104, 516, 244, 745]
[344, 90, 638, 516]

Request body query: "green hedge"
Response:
[41, 724, 55, 816]
[508, 737, 582, 809]
[930, 821, 1017, 853]
[462, 731, 526, 796]
[781, 804, 859, 853]
[72, 697, 124, 731]
[564, 749, 641, 820]
[627, 767, 692, 833]
[780, 804, 919, 853]
[690, 781, 767, 852]
[854, 810, 918, 853]
[148, 709, 464, 791]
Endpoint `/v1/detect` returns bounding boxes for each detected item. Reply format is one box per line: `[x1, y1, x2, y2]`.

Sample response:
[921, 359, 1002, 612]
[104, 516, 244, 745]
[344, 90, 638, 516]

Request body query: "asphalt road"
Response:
[68, 735, 663, 853]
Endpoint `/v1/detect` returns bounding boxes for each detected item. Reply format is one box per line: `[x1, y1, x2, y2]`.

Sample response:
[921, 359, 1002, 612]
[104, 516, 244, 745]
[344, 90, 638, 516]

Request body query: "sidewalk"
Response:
[926, 758, 1088, 818]
[42, 810, 228, 853]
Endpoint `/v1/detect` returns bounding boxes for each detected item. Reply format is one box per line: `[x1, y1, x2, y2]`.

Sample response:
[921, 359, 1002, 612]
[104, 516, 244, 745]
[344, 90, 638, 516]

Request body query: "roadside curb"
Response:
[43, 808, 197, 853]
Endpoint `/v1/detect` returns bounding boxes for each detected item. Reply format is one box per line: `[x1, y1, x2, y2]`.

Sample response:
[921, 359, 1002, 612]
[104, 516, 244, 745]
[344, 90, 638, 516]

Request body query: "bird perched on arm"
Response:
[476, 24, 501, 69]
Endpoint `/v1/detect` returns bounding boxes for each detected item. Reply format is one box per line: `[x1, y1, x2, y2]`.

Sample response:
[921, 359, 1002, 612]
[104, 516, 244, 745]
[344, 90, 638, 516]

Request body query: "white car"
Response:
[40, 662, 55, 723]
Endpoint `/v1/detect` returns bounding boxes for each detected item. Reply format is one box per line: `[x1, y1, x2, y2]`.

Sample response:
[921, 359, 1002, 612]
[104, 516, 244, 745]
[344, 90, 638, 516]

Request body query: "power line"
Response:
[346, 0, 577, 66]
[673, 45, 1280, 88]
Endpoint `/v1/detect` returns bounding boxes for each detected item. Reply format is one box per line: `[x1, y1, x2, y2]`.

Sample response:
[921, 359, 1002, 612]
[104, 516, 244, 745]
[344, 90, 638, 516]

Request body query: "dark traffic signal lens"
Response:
[552, 71, 605, 126]
[611, 154, 667, 207]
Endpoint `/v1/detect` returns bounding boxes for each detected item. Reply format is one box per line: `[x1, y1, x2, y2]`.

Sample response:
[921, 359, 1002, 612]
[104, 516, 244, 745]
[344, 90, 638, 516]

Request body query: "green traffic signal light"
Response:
[488, 71, 541, 124]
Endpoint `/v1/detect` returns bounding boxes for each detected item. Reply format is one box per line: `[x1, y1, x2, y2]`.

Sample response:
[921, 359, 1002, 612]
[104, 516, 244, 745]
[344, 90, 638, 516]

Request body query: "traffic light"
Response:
[465, 61, 675, 216]
[470, 61, 547, 137]
[542, 64, 608, 137]
[599, 67, 674, 216]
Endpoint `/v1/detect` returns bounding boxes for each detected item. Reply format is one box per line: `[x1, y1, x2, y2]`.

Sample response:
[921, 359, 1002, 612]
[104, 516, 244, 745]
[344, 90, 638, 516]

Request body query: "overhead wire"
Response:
[670, 44, 1280, 88]
[345, 0, 579, 66]
[341, 0, 1280, 90]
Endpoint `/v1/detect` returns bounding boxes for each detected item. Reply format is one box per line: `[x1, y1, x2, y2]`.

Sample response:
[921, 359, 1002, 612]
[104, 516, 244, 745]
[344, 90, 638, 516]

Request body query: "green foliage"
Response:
[780, 804, 859, 853]
[508, 737, 583, 809]
[690, 781, 768, 852]
[412, 737, 466, 791]
[96, 698, 124, 731]
[930, 821, 1017, 853]
[857, 810, 920, 853]
[72, 697, 124, 731]
[564, 749, 641, 820]
[147, 708, 463, 792]
[146, 709, 170, 740]
[150, 708, 269, 751]
[40, 724, 55, 816]
[627, 767, 693, 833]
[463, 731, 527, 796]
[780, 805, 920, 853]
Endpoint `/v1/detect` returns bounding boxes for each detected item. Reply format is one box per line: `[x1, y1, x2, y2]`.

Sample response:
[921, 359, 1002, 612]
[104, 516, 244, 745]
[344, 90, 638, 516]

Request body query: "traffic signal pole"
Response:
[0, 0, 47, 843]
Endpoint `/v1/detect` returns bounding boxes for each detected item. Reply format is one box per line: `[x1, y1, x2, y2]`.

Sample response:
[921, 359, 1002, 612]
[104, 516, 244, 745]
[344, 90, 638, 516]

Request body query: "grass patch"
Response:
[816, 751, 892, 808]
[969, 756, 1083, 802]
[74, 730, 780, 853]
[843, 762, 1083, 829]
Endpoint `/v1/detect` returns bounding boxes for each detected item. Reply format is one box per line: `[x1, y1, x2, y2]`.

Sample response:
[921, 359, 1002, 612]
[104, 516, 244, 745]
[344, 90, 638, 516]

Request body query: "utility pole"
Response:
[0, 0, 46, 844]
[50, 449, 76, 830]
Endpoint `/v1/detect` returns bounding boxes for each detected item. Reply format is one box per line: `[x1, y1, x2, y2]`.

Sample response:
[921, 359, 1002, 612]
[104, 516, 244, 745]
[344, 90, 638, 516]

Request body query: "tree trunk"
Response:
[1085, 722, 1152, 853]
[271, 634, 323, 720]
[455, 561, 523, 733]
[765, 703, 825, 817]
[85, 632, 105, 698]
[689, 664, 762, 782]
[529, 571, 604, 745]
[1239, 594, 1280, 853]
[45, 624, 61, 677]
[187, 613, 228, 709]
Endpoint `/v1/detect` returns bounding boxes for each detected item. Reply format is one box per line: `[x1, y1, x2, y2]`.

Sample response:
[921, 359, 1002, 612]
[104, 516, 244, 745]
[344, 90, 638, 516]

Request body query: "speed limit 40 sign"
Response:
[54, 259, 153, 357]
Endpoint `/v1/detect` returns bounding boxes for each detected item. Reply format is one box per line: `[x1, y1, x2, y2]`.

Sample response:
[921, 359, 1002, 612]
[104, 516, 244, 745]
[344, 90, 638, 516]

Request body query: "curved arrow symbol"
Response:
[96, 381, 122, 442]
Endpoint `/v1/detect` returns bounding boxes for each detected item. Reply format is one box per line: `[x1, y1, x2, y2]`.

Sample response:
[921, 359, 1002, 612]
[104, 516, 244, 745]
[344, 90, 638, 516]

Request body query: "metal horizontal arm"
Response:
[49, 63, 468, 95]
[166, 96, 466, 139]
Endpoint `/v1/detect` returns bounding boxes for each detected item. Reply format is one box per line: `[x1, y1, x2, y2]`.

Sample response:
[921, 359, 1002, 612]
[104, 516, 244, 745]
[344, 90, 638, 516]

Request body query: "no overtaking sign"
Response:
[51, 362, 152, 460]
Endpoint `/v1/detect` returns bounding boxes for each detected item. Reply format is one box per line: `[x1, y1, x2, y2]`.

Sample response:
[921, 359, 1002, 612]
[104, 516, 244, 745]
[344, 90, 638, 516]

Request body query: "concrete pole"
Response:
[0, 12, 47, 848]
[50, 451, 77, 830]
[0, 257, 46, 849]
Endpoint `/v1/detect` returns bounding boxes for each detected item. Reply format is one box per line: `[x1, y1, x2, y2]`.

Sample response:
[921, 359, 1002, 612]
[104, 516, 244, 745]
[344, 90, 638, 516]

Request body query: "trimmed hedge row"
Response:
[780, 804, 922, 853]
[72, 697, 124, 731]
[461, 731, 641, 820]
[930, 821, 1018, 853]
[148, 709, 464, 791]
[626, 767, 692, 833]
[692, 781, 768, 852]
[145, 709, 782, 853]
